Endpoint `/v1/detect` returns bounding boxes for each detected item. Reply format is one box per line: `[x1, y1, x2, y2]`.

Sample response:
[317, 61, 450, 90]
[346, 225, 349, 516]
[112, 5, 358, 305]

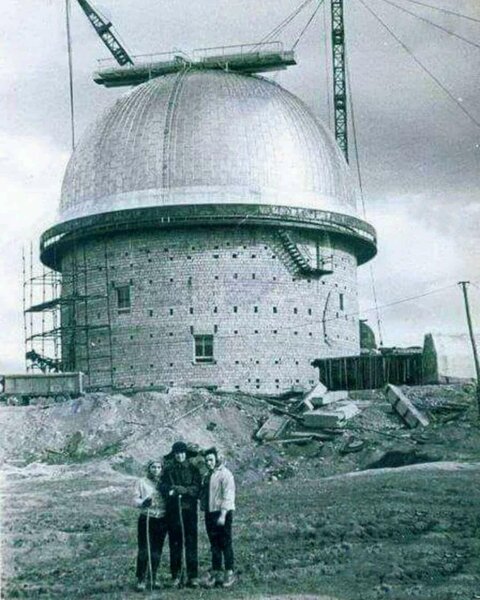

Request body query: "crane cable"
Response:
[378, 0, 480, 52]
[356, 0, 480, 130]
[65, 0, 76, 151]
[397, 0, 480, 25]
[323, 2, 333, 129]
[292, 0, 325, 50]
[345, 50, 384, 347]
[257, 0, 316, 47]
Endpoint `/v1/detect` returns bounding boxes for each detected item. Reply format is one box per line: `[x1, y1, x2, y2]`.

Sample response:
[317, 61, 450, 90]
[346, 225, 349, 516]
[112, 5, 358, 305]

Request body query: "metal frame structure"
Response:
[330, 0, 348, 162]
[23, 242, 114, 389]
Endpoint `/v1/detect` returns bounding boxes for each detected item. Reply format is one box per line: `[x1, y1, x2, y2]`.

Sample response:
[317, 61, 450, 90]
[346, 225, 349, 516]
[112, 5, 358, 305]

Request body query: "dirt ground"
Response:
[1, 384, 480, 599]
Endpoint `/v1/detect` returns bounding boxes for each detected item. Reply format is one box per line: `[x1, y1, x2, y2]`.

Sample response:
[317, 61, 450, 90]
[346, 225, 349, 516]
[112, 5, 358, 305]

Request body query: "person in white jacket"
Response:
[133, 460, 167, 591]
[201, 447, 236, 588]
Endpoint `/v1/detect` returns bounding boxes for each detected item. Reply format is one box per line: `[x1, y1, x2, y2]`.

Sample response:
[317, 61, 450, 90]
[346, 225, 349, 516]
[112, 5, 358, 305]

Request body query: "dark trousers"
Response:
[205, 510, 234, 571]
[136, 514, 168, 582]
[168, 507, 198, 580]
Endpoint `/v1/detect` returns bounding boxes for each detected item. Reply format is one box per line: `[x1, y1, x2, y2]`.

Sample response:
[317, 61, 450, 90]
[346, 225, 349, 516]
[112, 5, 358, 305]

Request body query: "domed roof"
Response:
[59, 69, 357, 222]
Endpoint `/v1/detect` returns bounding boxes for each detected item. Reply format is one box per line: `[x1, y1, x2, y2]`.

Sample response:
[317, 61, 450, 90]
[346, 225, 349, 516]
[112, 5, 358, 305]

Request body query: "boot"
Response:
[222, 570, 236, 588]
[202, 571, 221, 588]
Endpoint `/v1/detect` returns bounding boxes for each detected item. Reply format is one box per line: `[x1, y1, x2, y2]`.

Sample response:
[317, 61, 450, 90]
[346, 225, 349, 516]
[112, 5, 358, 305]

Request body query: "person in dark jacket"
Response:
[160, 441, 201, 588]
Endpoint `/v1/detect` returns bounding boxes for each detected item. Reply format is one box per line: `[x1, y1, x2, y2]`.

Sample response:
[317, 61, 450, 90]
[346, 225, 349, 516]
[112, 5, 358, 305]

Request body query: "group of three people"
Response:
[133, 441, 236, 591]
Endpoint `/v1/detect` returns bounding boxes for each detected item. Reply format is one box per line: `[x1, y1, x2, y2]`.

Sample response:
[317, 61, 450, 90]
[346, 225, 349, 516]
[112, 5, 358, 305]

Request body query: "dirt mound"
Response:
[0, 388, 297, 484]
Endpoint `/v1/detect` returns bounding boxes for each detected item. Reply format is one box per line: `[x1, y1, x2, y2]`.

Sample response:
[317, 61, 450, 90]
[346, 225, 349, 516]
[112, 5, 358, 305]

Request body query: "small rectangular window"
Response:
[339, 293, 344, 311]
[194, 335, 214, 364]
[116, 285, 131, 314]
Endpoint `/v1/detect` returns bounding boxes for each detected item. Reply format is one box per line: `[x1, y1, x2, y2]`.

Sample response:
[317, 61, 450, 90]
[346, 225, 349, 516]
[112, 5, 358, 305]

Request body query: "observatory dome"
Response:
[59, 69, 357, 222]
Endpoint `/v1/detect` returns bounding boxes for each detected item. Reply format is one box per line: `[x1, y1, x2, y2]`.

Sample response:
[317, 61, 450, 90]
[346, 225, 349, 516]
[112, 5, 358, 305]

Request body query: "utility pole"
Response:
[458, 281, 480, 416]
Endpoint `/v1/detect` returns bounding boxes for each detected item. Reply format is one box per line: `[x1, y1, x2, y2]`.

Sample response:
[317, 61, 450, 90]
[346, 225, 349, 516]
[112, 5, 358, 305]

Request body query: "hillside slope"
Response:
[1, 385, 480, 599]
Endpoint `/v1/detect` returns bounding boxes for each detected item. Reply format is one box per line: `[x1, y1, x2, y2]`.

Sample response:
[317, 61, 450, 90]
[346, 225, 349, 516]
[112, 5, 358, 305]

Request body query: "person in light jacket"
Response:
[201, 447, 236, 588]
[133, 460, 168, 591]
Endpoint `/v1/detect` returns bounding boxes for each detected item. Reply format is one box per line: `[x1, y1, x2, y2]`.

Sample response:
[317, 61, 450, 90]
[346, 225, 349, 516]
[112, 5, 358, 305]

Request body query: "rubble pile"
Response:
[253, 381, 479, 478]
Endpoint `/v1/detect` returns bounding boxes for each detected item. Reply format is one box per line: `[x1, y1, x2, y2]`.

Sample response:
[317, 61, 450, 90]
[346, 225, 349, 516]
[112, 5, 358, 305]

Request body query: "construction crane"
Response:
[75, 0, 134, 66]
[330, 0, 348, 162]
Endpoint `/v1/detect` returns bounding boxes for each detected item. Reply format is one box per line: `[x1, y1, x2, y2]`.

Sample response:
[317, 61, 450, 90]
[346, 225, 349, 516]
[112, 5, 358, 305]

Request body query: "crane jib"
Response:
[75, 0, 134, 66]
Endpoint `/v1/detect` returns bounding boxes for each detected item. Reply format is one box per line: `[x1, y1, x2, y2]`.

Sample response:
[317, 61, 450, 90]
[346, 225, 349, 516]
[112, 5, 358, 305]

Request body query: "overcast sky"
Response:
[1, 0, 479, 372]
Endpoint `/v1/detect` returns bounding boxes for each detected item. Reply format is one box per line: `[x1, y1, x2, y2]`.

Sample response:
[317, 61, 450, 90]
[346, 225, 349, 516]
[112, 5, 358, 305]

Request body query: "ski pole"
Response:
[146, 508, 154, 590]
[178, 494, 187, 586]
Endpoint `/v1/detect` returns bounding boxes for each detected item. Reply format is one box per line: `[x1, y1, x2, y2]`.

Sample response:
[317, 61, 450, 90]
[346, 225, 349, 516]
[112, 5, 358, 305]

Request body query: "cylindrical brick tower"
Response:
[40, 69, 376, 393]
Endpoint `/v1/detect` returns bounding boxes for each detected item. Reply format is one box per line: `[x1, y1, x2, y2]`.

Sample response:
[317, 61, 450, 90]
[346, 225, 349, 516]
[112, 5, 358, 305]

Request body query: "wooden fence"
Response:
[311, 352, 428, 391]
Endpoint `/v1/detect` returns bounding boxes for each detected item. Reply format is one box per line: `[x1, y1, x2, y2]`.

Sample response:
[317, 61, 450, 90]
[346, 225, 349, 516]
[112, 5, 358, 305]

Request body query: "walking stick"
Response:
[177, 494, 187, 586]
[146, 508, 154, 590]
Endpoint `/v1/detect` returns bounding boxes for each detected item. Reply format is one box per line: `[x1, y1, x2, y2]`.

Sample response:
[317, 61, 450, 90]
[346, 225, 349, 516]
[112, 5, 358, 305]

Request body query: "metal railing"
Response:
[193, 41, 284, 61]
[97, 49, 191, 70]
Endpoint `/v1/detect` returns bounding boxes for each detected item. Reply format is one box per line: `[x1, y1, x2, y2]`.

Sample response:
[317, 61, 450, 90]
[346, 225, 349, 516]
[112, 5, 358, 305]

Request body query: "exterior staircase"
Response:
[275, 229, 334, 277]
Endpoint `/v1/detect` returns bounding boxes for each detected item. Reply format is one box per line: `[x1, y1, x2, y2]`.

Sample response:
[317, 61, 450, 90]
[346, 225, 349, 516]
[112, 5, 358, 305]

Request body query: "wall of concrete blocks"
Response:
[60, 225, 360, 393]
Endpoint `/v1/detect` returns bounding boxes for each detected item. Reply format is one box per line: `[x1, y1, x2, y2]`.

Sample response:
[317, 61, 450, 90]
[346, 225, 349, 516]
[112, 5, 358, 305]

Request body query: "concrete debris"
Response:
[303, 381, 327, 408]
[300, 397, 315, 411]
[302, 401, 360, 429]
[386, 384, 429, 428]
[319, 390, 349, 407]
[255, 415, 291, 441]
[301, 382, 349, 408]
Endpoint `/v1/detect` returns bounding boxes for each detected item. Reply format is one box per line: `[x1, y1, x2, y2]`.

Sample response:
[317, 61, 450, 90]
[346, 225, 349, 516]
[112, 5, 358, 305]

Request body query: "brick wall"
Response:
[60, 226, 360, 393]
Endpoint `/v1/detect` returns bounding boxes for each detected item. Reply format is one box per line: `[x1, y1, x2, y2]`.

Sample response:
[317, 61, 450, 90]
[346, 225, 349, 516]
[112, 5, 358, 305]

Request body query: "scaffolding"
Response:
[23, 241, 114, 390]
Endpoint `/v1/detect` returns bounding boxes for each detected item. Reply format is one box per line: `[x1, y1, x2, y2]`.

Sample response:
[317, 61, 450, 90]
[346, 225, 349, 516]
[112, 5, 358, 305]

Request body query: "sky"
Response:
[1, 0, 479, 373]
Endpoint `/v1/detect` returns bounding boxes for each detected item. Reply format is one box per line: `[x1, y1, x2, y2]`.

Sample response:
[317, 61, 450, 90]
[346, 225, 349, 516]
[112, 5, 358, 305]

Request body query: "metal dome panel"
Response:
[59, 70, 358, 222]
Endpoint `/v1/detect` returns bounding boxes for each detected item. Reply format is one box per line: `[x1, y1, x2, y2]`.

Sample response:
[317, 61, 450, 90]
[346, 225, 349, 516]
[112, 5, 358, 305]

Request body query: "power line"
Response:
[85, 282, 457, 348]
[292, 0, 325, 50]
[397, 0, 480, 25]
[356, 0, 480, 129]
[378, 0, 480, 52]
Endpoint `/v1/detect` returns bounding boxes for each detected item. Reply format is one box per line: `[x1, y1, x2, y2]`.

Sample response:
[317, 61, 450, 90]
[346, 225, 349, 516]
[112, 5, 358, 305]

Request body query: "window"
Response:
[116, 285, 131, 314]
[339, 293, 345, 311]
[194, 335, 214, 364]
